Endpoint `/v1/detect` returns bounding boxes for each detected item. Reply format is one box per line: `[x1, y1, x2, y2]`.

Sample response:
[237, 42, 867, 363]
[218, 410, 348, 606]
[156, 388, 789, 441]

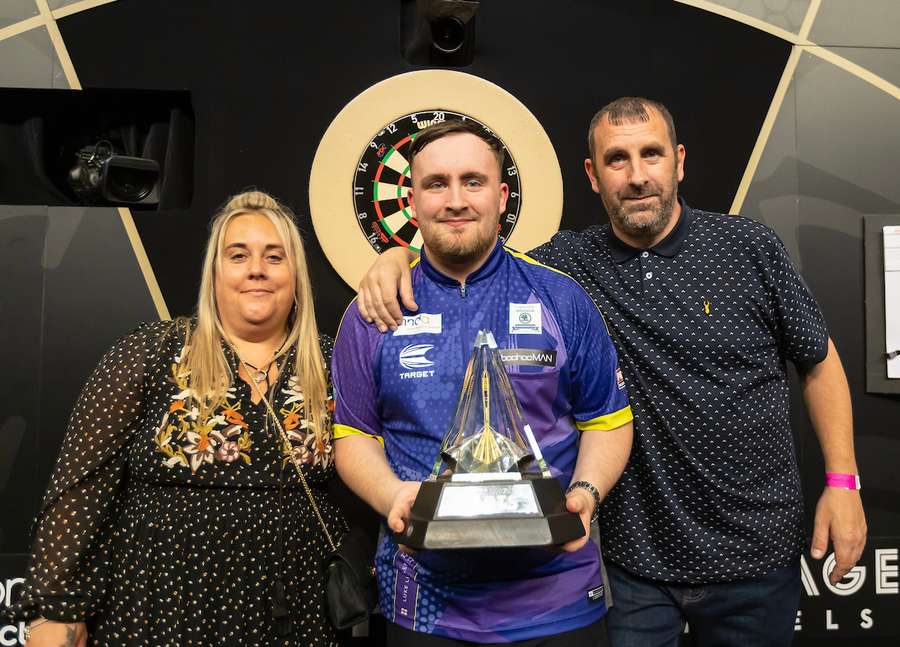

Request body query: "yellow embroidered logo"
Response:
[703, 297, 711, 317]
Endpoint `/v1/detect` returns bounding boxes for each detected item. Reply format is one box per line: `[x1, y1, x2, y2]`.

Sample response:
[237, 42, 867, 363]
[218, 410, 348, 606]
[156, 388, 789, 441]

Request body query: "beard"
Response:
[605, 172, 679, 240]
[425, 221, 496, 265]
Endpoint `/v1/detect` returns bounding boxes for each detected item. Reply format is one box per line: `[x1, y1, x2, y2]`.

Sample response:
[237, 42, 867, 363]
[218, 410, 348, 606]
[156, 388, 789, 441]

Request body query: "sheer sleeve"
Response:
[13, 322, 168, 622]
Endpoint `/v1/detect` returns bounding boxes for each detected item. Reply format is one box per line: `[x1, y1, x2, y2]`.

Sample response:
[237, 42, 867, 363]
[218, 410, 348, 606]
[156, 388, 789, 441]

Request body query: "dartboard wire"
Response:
[30, 0, 171, 320]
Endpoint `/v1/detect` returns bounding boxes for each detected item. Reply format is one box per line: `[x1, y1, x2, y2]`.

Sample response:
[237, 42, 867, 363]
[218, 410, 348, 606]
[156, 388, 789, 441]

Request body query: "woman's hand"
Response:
[25, 620, 87, 647]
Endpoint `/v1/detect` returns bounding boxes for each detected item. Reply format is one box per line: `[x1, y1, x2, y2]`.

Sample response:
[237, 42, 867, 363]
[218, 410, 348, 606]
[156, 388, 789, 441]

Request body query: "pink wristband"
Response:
[825, 472, 861, 490]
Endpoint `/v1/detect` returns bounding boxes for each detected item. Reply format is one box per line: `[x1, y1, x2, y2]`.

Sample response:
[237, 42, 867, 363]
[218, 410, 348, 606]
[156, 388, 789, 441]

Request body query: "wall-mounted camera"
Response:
[0, 88, 193, 210]
[69, 139, 160, 205]
[402, 0, 479, 67]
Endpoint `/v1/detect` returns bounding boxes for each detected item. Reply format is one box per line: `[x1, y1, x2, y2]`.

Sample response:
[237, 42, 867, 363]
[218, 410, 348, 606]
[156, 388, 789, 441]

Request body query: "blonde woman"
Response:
[17, 191, 345, 646]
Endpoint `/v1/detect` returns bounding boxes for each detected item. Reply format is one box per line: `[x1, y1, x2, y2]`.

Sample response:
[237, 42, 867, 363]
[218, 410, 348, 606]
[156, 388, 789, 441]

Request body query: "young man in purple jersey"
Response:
[355, 99, 867, 646]
[332, 120, 634, 645]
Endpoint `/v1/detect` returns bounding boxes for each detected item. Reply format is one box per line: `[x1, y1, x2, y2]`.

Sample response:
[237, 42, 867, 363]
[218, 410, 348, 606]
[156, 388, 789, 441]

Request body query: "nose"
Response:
[627, 157, 649, 188]
[248, 254, 267, 277]
[446, 182, 466, 211]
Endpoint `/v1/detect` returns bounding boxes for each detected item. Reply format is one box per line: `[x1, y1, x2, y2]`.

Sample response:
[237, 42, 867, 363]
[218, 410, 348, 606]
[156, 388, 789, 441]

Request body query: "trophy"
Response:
[397, 330, 585, 550]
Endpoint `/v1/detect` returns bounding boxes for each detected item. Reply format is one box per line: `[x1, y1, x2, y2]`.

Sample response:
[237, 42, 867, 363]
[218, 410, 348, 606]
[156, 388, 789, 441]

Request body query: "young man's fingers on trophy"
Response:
[561, 488, 596, 553]
[387, 480, 422, 555]
[387, 481, 422, 532]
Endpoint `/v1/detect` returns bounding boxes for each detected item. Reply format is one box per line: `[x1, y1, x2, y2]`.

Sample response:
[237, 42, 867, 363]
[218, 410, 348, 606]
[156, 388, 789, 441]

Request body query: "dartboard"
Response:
[352, 110, 522, 253]
[310, 70, 562, 289]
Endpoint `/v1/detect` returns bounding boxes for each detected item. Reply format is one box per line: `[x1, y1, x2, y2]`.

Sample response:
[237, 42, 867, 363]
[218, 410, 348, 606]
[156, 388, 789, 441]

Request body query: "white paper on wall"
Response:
[884, 226, 900, 378]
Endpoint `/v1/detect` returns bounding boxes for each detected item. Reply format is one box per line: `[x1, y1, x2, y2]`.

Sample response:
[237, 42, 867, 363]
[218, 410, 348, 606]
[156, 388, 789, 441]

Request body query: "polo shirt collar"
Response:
[607, 197, 693, 264]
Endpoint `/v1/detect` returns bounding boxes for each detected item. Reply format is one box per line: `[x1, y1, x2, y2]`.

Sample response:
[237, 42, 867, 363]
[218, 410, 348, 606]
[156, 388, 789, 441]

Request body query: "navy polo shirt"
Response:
[530, 200, 829, 583]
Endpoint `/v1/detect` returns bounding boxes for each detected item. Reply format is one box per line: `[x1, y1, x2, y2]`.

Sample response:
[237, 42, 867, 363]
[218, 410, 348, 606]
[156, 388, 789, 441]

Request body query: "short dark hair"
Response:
[587, 97, 678, 161]
[408, 118, 505, 177]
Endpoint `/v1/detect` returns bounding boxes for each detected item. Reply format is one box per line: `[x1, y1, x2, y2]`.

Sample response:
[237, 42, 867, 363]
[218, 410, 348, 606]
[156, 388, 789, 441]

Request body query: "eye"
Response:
[428, 180, 446, 190]
[608, 153, 627, 167]
[228, 252, 247, 261]
[643, 149, 662, 160]
[267, 254, 284, 263]
[465, 178, 483, 188]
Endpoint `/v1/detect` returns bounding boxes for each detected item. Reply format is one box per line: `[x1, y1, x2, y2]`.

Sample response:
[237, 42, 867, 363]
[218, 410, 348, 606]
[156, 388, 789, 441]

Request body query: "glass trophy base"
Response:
[397, 474, 585, 550]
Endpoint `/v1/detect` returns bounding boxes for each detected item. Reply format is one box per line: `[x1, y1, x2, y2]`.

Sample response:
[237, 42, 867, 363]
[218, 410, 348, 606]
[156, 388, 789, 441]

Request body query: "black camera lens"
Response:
[102, 157, 159, 204]
[107, 166, 154, 201]
[431, 16, 465, 54]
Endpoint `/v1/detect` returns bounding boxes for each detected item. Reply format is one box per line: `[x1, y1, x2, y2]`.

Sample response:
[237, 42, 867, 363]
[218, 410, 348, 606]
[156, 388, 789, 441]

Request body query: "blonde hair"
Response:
[176, 189, 329, 445]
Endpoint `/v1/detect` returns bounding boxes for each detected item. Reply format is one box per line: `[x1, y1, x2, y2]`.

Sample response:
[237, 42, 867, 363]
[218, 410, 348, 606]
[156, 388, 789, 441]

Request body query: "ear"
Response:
[675, 144, 686, 183]
[584, 158, 601, 194]
[407, 187, 415, 212]
[498, 182, 509, 215]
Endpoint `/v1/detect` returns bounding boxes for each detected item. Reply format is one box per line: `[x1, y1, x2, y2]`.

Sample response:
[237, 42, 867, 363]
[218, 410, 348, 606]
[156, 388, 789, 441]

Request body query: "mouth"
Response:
[438, 218, 476, 228]
[623, 195, 658, 203]
[242, 289, 273, 295]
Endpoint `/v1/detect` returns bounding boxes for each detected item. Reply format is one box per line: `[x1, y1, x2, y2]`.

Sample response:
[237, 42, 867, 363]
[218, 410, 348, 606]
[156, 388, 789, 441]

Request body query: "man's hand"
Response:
[386, 481, 422, 534]
[561, 488, 594, 553]
[811, 487, 867, 584]
[358, 247, 417, 332]
[25, 620, 87, 647]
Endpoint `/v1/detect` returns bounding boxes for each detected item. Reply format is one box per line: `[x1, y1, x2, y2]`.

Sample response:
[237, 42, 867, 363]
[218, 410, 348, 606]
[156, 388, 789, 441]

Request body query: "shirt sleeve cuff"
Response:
[576, 406, 633, 431]
[334, 424, 384, 447]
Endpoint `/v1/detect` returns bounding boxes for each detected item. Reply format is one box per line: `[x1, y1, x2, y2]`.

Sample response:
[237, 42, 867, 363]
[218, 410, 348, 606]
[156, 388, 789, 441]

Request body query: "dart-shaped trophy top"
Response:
[435, 330, 549, 477]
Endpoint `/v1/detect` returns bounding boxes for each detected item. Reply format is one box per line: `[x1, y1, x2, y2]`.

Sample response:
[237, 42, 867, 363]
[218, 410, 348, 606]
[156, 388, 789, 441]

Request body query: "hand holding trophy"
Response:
[397, 330, 585, 549]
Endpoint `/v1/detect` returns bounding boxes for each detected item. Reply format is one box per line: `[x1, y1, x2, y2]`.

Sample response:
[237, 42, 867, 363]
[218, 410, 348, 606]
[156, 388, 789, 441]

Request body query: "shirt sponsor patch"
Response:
[398, 344, 436, 379]
[499, 349, 557, 367]
[393, 312, 442, 336]
[616, 367, 626, 390]
[509, 303, 542, 335]
[399, 344, 434, 370]
[587, 584, 605, 602]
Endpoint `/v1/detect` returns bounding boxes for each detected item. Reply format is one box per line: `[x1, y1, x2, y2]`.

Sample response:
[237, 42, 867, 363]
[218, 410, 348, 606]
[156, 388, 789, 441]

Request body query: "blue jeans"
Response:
[605, 560, 800, 647]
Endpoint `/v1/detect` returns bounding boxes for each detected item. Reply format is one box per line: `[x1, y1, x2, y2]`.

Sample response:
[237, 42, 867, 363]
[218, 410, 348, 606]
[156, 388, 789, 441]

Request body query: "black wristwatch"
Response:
[566, 480, 602, 524]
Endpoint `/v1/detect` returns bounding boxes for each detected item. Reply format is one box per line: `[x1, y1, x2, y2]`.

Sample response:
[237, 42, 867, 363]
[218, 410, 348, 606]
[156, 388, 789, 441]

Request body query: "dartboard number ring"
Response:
[352, 110, 522, 254]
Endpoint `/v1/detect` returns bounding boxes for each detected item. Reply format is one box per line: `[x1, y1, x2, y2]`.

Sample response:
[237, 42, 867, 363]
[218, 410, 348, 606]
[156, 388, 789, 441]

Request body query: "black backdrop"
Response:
[0, 1, 895, 645]
[58, 0, 790, 332]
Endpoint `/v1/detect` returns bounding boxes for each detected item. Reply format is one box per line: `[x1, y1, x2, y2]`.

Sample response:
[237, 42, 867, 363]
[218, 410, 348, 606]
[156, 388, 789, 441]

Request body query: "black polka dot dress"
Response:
[14, 321, 345, 646]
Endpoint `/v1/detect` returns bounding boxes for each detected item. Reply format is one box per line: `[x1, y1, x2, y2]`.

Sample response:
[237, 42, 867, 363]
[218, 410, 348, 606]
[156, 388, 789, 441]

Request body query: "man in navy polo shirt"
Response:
[356, 98, 867, 646]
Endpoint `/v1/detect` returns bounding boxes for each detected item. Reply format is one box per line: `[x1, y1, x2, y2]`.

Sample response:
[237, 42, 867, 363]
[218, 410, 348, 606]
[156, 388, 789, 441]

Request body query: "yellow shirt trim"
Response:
[576, 406, 633, 431]
[504, 247, 573, 279]
[504, 247, 613, 336]
[334, 424, 384, 446]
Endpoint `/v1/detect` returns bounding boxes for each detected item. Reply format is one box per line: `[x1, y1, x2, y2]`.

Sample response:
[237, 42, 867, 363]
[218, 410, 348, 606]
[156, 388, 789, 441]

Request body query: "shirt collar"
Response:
[420, 238, 505, 286]
[606, 197, 693, 264]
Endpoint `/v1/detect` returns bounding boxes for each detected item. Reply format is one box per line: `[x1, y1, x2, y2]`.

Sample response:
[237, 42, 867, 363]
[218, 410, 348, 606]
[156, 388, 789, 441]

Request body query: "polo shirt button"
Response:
[641, 251, 649, 258]
[645, 271, 653, 279]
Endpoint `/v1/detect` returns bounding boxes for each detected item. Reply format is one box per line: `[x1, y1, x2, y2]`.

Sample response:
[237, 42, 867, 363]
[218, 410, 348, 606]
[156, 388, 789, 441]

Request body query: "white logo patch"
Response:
[393, 312, 442, 336]
[399, 344, 435, 370]
[509, 303, 542, 335]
